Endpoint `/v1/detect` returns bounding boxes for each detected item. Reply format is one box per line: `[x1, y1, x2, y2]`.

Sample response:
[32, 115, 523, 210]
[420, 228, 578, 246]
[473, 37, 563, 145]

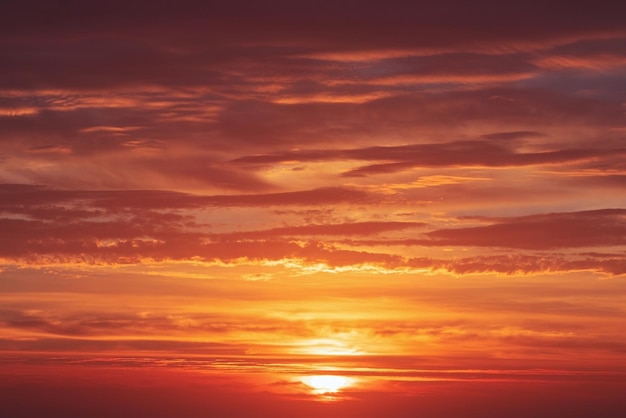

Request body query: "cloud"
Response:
[421, 209, 626, 250]
[1, 186, 624, 275]
[437, 253, 626, 276]
[0, 307, 306, 342]
[219, 221, 425, 240]
[232, 139, 626, 177]
[0, 184, 401, 266]
[534, 54, 626, 71]
[4, 1, 626, 51]
[0, 4, 625, 417]
[0, 184, 375, 211]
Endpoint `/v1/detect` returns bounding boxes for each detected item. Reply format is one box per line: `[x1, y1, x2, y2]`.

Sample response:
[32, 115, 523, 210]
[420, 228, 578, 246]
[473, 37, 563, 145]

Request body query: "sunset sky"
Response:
[1, 1, 626, 417]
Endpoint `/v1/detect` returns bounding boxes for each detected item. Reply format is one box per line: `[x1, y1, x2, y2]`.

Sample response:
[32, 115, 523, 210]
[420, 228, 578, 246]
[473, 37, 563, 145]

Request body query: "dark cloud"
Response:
[0, 308, 304, 340]
[565, 174, 626, 189]
[341, 209, 626, 255]
[422, 209, 626, 250]
[0, 184, 375, 211]
[220, 221, 425, 239]
[343, 145, 619, 177]
[479, 131, 545, 141]
[1, 188, 624, 275]
[0, 184, 398, 264]
[442, 254, 626, 276]
[3, 1, 626, 47]
[232, 139, 626, 177]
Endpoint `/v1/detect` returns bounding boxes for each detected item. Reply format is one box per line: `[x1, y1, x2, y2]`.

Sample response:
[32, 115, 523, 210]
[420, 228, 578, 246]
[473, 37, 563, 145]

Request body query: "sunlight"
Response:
[292, 338, 364, 356]
[301, 375, 354, 395]
[302, 345, 362, 356]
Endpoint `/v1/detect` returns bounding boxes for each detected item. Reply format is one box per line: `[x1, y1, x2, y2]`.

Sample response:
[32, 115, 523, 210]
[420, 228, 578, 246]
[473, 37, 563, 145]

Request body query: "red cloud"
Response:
[423, 209, 626, 250]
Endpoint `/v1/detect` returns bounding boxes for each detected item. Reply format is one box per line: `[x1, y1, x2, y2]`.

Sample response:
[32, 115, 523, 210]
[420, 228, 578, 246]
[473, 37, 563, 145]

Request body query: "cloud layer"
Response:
[1, 2, 625, 417]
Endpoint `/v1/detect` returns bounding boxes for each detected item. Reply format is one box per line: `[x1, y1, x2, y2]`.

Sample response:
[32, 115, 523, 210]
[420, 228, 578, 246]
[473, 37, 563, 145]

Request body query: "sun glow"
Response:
[301, 375, 354, 395]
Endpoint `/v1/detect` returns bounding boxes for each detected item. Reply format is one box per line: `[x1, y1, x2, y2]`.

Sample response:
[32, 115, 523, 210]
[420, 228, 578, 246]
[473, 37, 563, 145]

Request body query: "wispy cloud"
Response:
[1, 2, 626, 416]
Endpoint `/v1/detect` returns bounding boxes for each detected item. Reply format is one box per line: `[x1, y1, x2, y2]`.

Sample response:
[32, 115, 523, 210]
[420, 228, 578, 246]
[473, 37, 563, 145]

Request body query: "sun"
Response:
[301, 375, 353, 395]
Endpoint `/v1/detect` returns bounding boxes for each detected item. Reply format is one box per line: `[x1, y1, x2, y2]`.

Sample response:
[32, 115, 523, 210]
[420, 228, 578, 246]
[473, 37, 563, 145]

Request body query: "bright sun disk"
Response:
[301, 375, 353, 394]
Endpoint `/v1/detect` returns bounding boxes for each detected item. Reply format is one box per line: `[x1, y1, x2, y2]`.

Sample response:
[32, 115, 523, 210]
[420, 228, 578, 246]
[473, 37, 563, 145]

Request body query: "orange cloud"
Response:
[2, 2, 626, 416]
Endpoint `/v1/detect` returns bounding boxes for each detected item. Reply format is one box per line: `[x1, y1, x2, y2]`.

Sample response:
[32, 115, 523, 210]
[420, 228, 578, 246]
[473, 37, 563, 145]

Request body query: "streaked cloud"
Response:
[1, 1, 625, 416]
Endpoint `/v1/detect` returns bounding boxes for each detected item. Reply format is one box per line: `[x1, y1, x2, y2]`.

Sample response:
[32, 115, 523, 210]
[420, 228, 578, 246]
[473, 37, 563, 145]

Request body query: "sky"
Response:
[1, 1, 626, 417]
